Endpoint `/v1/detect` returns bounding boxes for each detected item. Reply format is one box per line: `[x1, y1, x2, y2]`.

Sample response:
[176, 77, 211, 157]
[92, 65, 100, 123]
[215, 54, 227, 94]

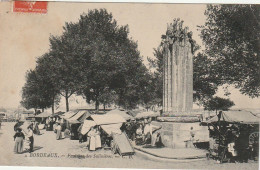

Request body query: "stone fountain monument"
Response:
[153, 19, 209, 148]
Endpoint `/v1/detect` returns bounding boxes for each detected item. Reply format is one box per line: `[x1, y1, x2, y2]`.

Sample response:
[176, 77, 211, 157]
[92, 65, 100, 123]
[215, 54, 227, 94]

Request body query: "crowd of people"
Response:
[75, 117, 165, 151]
[13, 116, 63, 154]
[132, 118, 164, 147]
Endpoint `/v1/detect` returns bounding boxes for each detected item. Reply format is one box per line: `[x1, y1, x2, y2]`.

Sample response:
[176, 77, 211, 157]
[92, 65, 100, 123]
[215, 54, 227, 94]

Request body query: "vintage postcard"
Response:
[0, 1, 259, 169]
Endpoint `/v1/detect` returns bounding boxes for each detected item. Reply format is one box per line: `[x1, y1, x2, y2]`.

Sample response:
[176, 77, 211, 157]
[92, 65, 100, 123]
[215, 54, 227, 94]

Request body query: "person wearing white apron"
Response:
[88, 127, 96, 151]
[95, 127, 101, 149]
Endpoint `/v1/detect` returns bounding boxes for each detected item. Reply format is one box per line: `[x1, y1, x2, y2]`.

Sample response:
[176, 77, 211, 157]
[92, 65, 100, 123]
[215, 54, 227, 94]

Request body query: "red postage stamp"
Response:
[13, 1, 48, 14]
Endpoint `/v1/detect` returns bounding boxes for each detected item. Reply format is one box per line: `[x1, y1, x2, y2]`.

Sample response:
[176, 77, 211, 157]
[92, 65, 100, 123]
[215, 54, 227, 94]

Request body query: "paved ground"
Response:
[0, 122, 258, 169]
[134, 145, 207, 159]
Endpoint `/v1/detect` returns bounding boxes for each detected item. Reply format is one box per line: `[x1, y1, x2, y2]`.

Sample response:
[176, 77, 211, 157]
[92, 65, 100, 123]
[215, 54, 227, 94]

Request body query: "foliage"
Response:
[199, 4, 260, 98]
[35, 53, 61, 113]
[21, 9, 149, 111]
[21, 70, 53, 111]
[140, 72, 163, 111]
[203, 96, 235, 113]
[67, 9, 149, 110]
[98, 88, 118, 109]
[193, 53, 222, 103]
[0, 107, 7, 112]
[49, 22, 85, 111]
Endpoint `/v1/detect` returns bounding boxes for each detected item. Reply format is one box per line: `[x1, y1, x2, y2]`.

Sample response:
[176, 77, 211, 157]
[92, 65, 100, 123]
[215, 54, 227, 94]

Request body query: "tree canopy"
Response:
[203, 96, 235, 114]
[22, 9, 150, 111]
[21, 69, 53, 112]
[35, 53, 61, 113]
[200, 4, 260, 98]
[68, 9, 149, 110]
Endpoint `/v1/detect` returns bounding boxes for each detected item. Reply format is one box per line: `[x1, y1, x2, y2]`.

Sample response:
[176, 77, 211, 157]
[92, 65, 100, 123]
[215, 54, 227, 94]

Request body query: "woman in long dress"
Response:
[95, 127, 101, 149]
[88, 127, 96, 151]
[14, 128, 25, 153]
[46, 117, 50, 130]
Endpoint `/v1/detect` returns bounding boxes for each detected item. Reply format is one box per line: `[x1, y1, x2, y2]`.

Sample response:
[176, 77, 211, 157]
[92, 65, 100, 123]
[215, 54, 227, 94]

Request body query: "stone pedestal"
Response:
[152, 121, 209, 148]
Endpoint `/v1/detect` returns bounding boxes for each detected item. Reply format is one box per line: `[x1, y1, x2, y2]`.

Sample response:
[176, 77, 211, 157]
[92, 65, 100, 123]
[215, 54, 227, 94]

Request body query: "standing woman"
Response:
[56, 123, 62, 140]
[14, 128, 25, 154]
[27, 126, 34, 153]
[95, 127, 101, 150]
[88, 127, 96, 151]
[45, 117, 50, 130]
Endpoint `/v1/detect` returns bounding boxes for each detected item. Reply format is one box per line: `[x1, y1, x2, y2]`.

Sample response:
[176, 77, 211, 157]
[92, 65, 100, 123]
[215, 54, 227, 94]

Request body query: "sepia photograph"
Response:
[0, 1, 259, 169]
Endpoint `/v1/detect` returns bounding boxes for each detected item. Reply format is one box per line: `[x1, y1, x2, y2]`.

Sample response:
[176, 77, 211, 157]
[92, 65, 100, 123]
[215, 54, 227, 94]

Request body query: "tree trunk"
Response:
[95, 91, 99, 111]
[95, 100, 99, 111]
[52, 103, 55, 115]
[52, 95, 55, 114]
[65, 91, 69, 112]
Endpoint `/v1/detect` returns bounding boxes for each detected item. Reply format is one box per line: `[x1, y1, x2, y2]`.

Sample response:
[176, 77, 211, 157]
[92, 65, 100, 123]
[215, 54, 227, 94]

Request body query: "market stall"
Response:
[81, 114, 135, 156]
[66, 110, 91, 140]
[202, 110, 259, 163]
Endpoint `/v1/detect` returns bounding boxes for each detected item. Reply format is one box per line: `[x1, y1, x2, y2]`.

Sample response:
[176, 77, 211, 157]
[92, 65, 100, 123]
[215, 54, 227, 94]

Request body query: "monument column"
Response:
[156, 19, 209, 149]
[162, 19, 194, 115]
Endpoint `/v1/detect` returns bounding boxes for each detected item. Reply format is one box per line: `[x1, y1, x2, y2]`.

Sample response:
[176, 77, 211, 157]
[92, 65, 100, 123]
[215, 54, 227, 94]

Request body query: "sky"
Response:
[0, 2, 259, 110]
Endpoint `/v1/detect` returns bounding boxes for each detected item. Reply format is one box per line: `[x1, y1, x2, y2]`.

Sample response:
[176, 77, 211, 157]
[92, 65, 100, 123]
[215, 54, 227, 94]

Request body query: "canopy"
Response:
[53, 111, 65, 116]
[89, 114, 126, 125]
[61, 111, 78, 119]
[67, 110, 90, 124]
[204, 110, 260, 125]
[127, 110, 141, 117]
[101, 123, 122, 135]
[81, 120, 96, 135]
[81, 114, 126, 135]
[135, 111, 160, 119]
[106, 109, 133, 120]
[35, 112, 51, 118]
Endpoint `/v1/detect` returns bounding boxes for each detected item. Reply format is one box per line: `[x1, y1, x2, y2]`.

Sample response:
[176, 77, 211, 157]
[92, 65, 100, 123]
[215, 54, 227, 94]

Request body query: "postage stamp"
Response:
[13, 1, 47, 14]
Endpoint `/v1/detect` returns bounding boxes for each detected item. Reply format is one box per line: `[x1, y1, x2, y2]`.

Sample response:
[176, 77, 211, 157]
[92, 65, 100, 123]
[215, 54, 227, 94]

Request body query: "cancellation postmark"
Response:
[13, 1, 47, 14]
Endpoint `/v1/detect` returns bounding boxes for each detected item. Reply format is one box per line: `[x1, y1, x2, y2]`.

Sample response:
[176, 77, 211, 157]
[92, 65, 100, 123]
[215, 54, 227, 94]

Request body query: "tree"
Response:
[203, 96, 235, 114]
[35, 53, 60, 114]
[199, 4, 260, 98]
[49, 26, 84, 111]
[64, 9, 149, 110]
[98, 88, 118, 110]
[21, 70, 53, 112]
[147, 47, 164, 107]
[193, 52, 222, 104]
[0, 107, 7, 112]
[140, 75, 162, 111]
